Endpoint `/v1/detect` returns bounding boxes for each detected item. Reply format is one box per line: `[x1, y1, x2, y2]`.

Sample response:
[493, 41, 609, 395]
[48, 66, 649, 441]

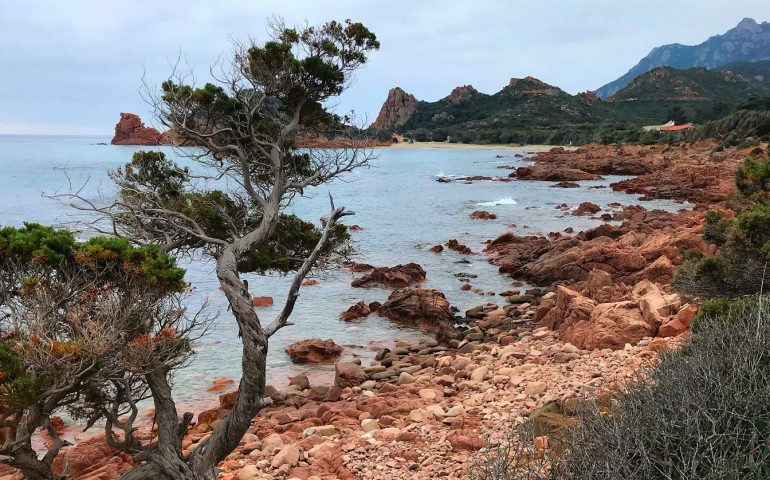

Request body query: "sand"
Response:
[384, 141, 577, 152]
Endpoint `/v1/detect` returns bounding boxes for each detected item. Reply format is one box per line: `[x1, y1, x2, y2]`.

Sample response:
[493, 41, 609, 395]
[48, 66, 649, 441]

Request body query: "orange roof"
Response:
[660, 124, 694, 132]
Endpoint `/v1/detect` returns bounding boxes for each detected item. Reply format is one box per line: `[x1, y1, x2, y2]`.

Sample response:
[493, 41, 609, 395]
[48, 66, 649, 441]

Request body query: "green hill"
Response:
[370, 65, 769, 145]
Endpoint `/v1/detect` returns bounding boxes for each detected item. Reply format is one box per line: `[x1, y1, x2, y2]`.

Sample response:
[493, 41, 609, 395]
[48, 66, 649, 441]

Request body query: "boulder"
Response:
[445, 239, 473, 254]
[351, 262, 426, 288]
[469, 210, 497, 220]
[52, 436, 133, 479]
[339, 301, 370, 321]
[334, 362, 366, 389]
[285, 339, 343, 363]
[572, 202, 601, 216]
[251, 296, 273, 307]
[378, 288, 459, 342]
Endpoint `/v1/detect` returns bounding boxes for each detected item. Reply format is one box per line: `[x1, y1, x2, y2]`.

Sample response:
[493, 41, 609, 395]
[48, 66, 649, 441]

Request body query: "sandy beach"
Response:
[386, 141, 578, 152]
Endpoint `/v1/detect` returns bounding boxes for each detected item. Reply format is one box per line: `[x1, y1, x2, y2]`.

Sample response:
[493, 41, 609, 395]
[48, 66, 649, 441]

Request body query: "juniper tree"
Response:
[62, 19, 379, 480]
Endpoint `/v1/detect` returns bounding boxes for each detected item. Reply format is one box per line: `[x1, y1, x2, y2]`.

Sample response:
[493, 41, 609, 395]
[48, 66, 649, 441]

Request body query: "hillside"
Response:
[370, 65, 766, 145]
[595, 18, 770, 99]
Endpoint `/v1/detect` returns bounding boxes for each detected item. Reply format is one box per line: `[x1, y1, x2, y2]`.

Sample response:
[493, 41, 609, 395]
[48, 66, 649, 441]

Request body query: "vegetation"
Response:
[0, 224, 193, 480]
[470, 300, 770, 479]
[674, 150, 770, 298]
[373, 62, 770, 146]
[58, 18, 379, 480]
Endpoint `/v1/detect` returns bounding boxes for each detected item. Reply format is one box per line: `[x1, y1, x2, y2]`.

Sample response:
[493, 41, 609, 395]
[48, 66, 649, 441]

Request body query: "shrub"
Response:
[470, 298, 770, 479]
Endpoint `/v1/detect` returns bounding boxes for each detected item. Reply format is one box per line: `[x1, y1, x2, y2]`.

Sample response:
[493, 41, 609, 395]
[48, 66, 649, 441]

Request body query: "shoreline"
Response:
[386, 141, 578, 152]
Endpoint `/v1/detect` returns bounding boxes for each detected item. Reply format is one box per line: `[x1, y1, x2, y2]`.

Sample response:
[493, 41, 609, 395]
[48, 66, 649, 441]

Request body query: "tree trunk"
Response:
[6, 446, 62, 480]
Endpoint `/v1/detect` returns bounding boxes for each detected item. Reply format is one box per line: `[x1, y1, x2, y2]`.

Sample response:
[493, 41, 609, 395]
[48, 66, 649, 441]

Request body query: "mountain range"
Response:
[595, 17, 770, 98]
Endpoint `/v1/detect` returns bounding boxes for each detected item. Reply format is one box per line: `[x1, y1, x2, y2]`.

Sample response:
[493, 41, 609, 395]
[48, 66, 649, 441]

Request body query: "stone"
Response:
[361, 418, 380, 432]
[271, 445, 300, 468]
[237, 465, 260, 480]
[378, 288, 458, 342]
[334, 362, 366, 388]
[525, 382, 547, 396]
[340, 300, 371, 321]
[251, 296, 274, 307]
[351, 262, 426, 288]
[285, 339, 343, 363]
[470, 366, 488, 382]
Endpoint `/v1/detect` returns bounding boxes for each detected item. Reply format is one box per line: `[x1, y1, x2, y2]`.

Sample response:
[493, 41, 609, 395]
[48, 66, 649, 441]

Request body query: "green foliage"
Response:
[123, 151, 188, 199]
[702, 210, 732, 246]
[0, 342, 45, 409]
[666, 105, 688, 125]
[693, 296, 759, 330]
[736, 156, 770, 196]
[0, 223, 75, 264]
[237, 214, 349, 274]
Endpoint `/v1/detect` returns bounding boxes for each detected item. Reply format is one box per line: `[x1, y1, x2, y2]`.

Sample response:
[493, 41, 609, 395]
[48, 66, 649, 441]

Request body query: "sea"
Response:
[0, 135, 688, 413]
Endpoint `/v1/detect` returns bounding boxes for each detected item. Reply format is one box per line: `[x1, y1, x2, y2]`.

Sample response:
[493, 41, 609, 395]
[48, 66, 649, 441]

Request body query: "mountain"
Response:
[372, 76, 616, 133]
[370, 64, 767, 145]
[595, 18, 770, 99]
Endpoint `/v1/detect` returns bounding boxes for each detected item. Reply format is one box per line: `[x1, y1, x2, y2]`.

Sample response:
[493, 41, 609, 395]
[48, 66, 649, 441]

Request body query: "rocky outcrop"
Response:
[378, 288, 458, 342]
[52, 435, 133, 480]
[110, 112, 168, 145]
[351, 263, 426, 288]
[285, 339, 343, 363]
[486, 209, 710, 287]
[340, 301, 371, 321]
[445, 85, 478, 104]
[539, 280, 689, 350]
[370, 87, 417, 130]
[512, 166, 603, 182]
[469, 210, 497, 220]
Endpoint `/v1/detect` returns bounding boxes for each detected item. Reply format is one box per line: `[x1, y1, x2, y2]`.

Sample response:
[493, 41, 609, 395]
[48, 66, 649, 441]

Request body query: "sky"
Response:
[1, 0, 768, 135]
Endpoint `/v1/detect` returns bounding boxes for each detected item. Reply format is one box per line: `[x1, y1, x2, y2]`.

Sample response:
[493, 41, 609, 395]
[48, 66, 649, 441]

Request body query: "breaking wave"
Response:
[476, 196, 517, 207]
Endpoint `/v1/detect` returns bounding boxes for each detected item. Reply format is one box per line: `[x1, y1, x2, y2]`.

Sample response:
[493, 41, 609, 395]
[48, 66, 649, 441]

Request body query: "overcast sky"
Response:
[1, 0, 768, 135]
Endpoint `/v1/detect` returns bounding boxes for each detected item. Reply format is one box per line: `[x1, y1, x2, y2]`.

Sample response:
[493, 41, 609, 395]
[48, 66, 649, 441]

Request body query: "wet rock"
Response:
[351, 262, 426, 288]
[378, 288, 459, 342]
[469, 210, 497, 220]
[252, 296, 274, 307]
[446, 239, 474, 254]
[285, 339, 343, 363]
[572, 202, 601, 216]
[340, 300, 371, 321]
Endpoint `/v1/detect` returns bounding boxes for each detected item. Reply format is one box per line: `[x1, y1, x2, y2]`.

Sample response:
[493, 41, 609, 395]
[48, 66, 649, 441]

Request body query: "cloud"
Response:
[1, 0, 768, 134]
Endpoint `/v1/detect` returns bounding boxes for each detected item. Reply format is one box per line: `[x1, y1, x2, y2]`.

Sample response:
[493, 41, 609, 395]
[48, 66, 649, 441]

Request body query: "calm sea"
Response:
[0, 135, 686, 411]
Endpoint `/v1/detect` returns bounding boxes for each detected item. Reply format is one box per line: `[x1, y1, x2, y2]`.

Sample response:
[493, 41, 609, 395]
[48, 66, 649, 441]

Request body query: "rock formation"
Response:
[351, 263, 426, 288]
[370, 87, 417, 130]
[445, 85, 478, 104]
[110, 112, 168, 145]
[285, 338, 343, 363]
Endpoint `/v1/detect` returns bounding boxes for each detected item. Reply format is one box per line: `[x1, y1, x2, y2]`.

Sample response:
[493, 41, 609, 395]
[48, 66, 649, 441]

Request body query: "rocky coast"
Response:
[5, 140, 759, 480]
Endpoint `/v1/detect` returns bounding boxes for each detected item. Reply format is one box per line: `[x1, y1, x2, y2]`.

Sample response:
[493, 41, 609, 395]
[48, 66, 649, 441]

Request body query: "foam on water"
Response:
[476, 196, 518, 207]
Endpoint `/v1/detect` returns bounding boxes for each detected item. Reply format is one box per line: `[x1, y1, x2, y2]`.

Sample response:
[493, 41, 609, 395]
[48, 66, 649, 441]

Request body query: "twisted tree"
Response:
[60, 19, 379, 479]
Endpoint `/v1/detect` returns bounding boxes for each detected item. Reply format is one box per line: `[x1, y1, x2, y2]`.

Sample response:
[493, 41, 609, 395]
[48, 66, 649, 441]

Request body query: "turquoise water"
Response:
[0, 135, 688, 410]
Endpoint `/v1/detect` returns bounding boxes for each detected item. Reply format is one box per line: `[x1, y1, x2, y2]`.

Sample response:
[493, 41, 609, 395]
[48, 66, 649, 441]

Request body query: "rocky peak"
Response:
[111, 113, 167, 145]
[736, 17, 760, 34]
[371, 87, 417, 130]
[506, 76, 561, 96]
[445, 85, 478, 104]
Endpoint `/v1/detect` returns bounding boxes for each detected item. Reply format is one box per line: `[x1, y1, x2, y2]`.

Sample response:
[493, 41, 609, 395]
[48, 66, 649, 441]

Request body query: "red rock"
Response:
[349, 224, 363, 231]
[348, 262, 374, 272]
[572, 202, 601, 216]
[339, 300, 370, 321]
[447, 430, 486, 451]
[445, 239, 473, 254]
[371, 87, 417, 130]
[446, 85, 478, 104]
[110, 112, 167, 145]
[301, 279, 320, 286]
[285, 339, 343, 363]
[334, 362, 366, 389]
[219, 390, 237, 410]
[252, 296, 273, 307]
[52, 435, 133, 479]
[378, 288, 458, 342]
[469, 210, 497, 220]
[460, 283, 472, 291]
[351, 262, 426, 288]
[513, 166, 603, 182]
[430, 244, 444, 253]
